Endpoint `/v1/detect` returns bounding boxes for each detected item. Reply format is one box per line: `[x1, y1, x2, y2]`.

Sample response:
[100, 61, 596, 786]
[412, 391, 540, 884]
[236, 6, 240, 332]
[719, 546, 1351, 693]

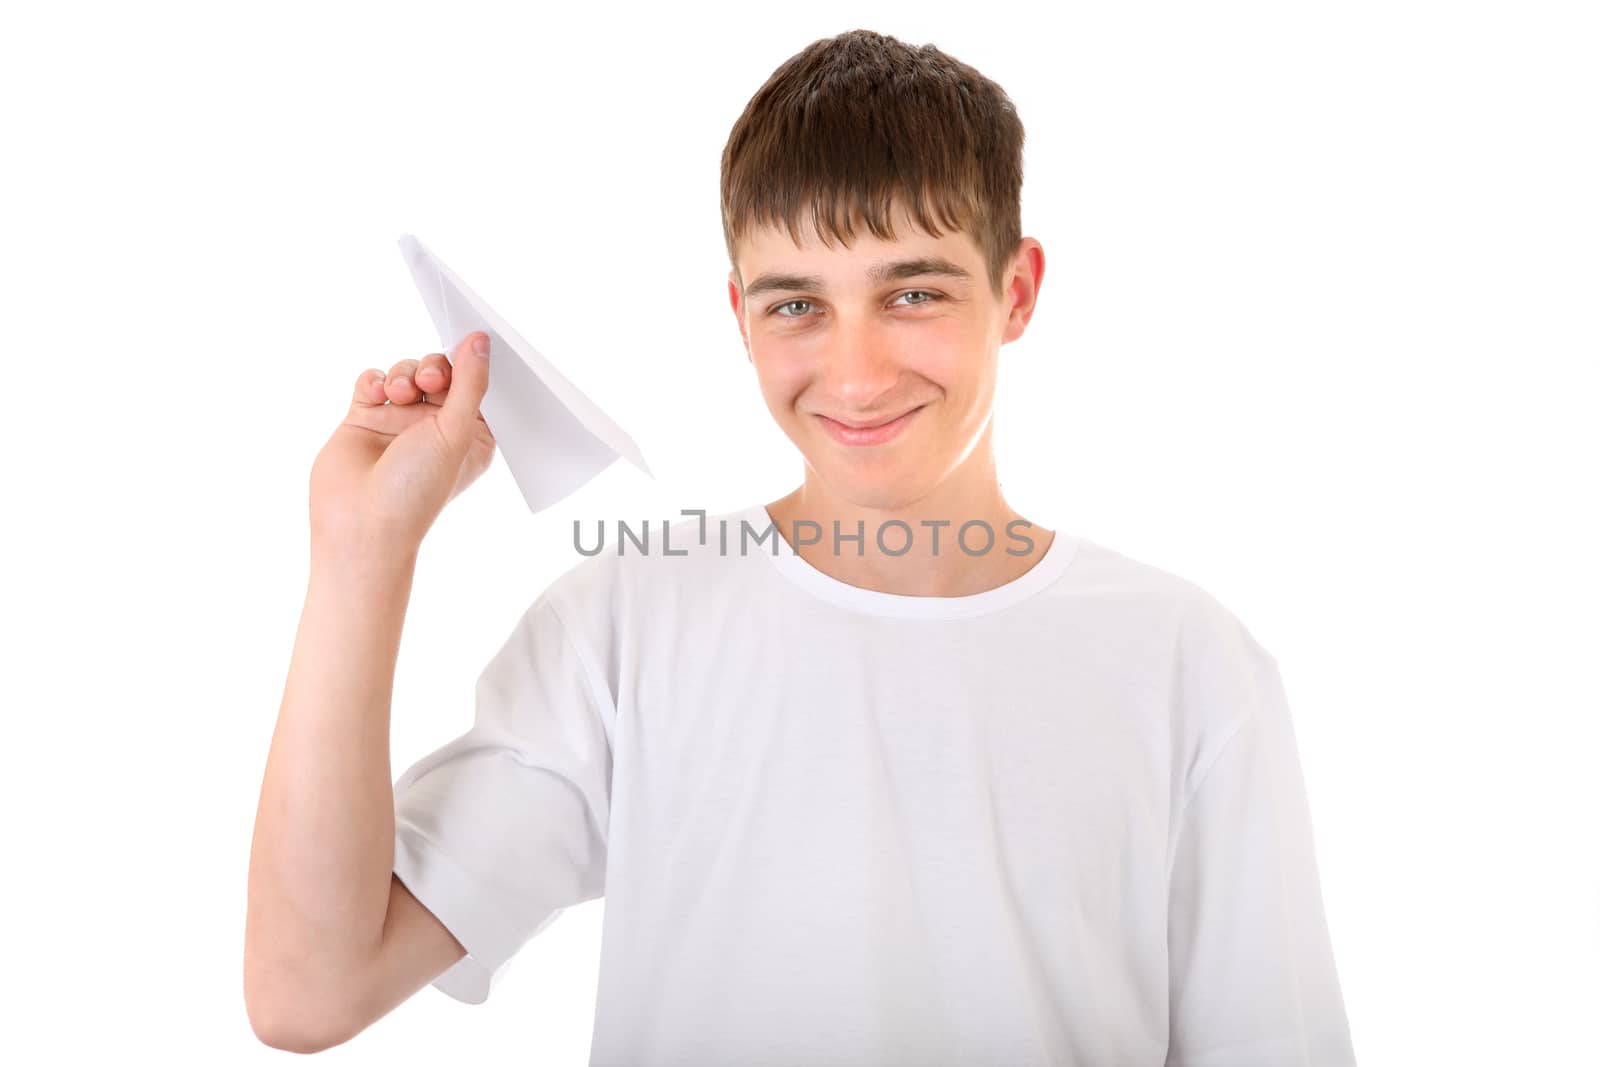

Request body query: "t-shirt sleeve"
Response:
[1165, 654, 1358, 1066]
[390, 591, 613, 1006]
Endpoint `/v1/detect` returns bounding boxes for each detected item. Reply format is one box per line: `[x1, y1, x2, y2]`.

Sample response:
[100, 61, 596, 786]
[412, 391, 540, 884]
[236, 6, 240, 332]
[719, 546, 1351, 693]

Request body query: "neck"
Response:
[764, 426, 1055, 598]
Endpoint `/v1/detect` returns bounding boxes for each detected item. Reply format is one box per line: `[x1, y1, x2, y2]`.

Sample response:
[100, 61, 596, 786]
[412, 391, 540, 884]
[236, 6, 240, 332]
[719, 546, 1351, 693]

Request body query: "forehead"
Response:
[734, 201, 984, 292]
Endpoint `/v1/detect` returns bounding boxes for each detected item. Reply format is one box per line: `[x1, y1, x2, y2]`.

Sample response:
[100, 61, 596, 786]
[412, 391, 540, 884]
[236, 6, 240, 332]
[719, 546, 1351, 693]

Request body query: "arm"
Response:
[244, 333, 495, 1051]
[244, 544, 466, 1052]
[1165, 652, 1357, 1066]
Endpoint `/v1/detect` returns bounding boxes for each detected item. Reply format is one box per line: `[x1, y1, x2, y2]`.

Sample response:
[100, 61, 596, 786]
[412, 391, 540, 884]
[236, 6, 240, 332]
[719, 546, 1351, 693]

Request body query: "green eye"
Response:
[769, 291, 942, 318]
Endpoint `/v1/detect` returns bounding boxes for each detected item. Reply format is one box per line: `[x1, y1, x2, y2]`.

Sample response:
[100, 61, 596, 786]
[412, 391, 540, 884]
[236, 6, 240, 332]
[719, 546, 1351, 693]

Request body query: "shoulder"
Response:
[1058, 535, 1283, 747]
[1059, 535, 1274, 662]
[1061, 539, 1294, 819]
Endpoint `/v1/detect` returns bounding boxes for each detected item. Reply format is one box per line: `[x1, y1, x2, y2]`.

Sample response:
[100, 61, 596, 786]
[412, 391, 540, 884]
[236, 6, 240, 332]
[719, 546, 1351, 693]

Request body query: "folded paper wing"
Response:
[398, 233, 652, 516]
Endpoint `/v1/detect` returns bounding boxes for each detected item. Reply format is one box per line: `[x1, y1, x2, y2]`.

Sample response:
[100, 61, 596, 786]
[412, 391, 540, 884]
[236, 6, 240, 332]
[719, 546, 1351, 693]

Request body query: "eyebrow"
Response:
[742, 255, 974, 299]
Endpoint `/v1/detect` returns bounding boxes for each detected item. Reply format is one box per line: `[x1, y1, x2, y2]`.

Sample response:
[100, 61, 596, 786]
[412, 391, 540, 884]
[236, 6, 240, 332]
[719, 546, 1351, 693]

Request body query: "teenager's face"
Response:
[728, 204, 1041, 509]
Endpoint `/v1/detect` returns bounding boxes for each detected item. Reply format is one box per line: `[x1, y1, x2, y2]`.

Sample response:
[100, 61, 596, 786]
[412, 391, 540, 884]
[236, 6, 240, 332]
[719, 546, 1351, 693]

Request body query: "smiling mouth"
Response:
[824, 406, 925, 430]
[814, 403, 928, 446]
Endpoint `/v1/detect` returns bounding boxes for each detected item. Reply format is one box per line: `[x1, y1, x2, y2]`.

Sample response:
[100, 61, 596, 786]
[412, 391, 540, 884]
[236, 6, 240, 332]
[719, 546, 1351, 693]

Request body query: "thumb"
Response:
[438, 330, 492, 445]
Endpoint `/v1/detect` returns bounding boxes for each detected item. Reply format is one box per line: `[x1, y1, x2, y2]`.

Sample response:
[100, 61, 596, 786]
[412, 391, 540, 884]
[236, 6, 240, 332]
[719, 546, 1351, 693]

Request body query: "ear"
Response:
[728, 269, 752, 361]
[999, 238, 1046, 344]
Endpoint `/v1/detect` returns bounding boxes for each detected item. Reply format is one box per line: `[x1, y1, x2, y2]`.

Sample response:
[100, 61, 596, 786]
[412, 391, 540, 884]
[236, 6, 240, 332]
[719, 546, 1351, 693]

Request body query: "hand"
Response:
[309, 330, 497, 554]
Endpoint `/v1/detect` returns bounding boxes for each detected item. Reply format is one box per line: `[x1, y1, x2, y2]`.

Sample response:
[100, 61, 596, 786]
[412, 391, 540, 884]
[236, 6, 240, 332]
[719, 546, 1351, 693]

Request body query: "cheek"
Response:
[907, 354, 975, 407]
[749, 356, 808, 416]
[901, 320, 976, 376]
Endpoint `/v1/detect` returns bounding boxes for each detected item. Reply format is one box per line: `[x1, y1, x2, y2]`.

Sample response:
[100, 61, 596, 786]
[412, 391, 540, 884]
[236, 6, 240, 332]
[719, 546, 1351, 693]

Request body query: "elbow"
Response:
[246, 998, 353, 1055]
[250, 1024, 333, 1055]
[244, 967, 356, 1055]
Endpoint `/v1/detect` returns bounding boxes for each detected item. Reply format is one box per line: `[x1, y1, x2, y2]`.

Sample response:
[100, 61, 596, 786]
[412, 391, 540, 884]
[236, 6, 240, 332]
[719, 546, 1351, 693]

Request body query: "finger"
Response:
[384, 358, 423, 404]
[437, 331, 492, 445]
[352, 368, 389, 407]
[414, 352, 451, 396]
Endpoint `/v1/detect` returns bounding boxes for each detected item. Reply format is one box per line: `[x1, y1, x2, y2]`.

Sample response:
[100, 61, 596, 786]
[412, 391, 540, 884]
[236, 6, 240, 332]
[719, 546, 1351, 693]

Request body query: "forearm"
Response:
[245, 539, 418, 1015]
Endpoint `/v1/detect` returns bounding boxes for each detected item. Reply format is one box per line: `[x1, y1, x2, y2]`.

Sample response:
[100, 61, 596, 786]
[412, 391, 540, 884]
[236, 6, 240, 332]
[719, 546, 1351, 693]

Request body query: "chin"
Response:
[807, 460, 943, 512]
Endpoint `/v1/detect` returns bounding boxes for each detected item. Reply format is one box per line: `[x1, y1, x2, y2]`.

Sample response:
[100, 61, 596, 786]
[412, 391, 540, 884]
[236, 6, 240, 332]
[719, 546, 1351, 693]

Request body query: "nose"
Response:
[819, 318, 905, 411]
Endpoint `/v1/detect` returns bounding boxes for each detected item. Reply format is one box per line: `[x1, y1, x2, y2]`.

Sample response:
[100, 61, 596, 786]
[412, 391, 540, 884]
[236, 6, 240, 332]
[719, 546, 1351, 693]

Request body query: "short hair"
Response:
[721, 29, 1026, 300]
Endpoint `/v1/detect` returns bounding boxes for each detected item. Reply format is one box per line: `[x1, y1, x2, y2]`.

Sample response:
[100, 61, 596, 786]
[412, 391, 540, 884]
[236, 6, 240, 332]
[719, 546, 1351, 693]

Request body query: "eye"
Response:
[893, 290, 942, 307]
[771, 299, 814, 318]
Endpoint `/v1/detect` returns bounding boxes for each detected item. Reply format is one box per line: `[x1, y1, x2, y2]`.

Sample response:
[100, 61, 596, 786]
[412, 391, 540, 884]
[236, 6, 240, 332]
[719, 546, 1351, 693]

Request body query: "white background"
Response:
[3, 1, 1595, 1063]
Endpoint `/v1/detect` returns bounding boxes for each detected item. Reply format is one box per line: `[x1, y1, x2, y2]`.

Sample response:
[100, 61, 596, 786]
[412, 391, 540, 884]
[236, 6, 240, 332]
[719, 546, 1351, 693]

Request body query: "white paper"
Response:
[398, 233, 652, 515]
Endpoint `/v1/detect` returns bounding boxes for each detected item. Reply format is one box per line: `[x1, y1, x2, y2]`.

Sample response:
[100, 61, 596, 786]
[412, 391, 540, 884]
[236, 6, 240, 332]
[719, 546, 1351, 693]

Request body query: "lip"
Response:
[815, 404, 926, 447]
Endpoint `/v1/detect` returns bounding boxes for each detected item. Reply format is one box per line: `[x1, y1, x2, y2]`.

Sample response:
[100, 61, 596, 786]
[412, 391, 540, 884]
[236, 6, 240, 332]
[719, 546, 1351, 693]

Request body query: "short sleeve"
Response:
[1165, 657, 1357, 1066]
[391, 592, 614, 1005]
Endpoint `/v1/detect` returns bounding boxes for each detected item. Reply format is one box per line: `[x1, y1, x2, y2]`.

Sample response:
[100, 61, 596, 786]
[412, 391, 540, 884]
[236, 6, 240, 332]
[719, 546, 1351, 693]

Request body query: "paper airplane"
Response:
[398, 233, 652, 515]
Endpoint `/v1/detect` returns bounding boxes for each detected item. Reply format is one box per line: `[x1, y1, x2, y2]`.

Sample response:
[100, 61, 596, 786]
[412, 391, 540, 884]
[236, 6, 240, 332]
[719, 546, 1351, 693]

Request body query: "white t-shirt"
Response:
[392, 503, 1357, 1066]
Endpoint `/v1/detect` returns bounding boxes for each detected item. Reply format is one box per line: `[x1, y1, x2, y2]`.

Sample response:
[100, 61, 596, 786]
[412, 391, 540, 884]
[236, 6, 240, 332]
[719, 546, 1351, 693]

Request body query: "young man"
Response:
[246, 29, 1357, 1066]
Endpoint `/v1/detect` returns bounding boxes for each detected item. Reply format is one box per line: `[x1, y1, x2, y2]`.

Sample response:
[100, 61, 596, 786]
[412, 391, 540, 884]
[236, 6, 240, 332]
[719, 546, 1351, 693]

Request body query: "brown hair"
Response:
[720, 28, 1026, 301]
